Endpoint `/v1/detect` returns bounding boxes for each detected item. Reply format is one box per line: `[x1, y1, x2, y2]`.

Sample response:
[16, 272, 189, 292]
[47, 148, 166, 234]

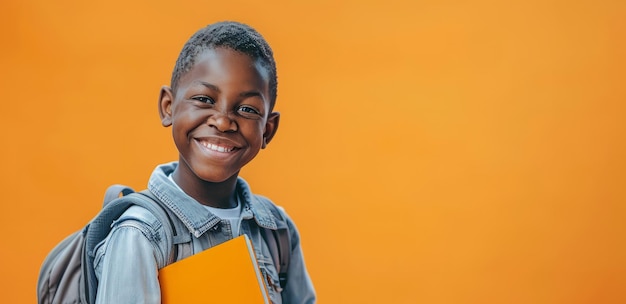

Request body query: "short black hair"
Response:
[170, 21, 278, 109]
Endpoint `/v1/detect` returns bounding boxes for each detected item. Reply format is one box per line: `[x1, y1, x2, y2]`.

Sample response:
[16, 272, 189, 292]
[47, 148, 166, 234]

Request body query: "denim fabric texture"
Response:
[94, 162, 316, 304]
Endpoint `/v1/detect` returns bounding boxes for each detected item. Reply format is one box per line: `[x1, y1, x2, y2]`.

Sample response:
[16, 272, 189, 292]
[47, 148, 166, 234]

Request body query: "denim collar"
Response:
[147, 162, 277, 238]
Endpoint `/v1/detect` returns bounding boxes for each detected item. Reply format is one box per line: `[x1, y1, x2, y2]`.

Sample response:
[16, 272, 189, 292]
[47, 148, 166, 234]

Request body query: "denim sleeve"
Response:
[281, 211, 317, 304]
[94, 215, 166, 304]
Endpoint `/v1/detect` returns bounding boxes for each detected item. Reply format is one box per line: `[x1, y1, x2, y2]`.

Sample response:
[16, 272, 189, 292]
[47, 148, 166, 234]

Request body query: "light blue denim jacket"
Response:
[94, 162, 316, 303]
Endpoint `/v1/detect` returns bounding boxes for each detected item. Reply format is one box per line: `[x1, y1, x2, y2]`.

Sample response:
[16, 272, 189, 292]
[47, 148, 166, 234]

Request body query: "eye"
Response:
[238, 106, 261, 116]
[191, 96, 215, 104]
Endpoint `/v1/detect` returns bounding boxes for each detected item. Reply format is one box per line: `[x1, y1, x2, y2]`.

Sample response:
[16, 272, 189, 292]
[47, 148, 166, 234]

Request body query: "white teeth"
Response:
[204, 142, 233, 152]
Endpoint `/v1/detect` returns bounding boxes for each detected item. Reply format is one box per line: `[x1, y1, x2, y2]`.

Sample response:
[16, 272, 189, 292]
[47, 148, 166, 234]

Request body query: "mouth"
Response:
[194, 138, 240, 153]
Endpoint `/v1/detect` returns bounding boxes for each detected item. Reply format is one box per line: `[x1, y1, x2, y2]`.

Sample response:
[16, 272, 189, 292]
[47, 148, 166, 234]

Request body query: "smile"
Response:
[196, 139, 238, 153]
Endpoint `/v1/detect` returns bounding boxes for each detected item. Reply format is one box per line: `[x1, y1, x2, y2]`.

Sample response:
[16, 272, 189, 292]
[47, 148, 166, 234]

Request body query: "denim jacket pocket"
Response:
[256, 253, 283, 304]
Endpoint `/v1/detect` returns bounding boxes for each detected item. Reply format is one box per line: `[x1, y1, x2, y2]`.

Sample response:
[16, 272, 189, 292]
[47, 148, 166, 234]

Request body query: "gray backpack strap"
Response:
[103, 187, 193, 261]
[261, 225, 290, 289]
[256, 196, 291, 289]
[102, 184, 135, 207]
[138, 190, 193, 262]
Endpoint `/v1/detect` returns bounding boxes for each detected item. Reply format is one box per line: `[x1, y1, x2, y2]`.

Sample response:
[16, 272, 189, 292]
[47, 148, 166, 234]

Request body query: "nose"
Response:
[207, 111, 237, 132]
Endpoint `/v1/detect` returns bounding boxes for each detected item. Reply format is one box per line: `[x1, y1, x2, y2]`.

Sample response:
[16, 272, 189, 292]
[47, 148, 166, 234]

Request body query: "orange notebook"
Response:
[158, 235, 270, 303]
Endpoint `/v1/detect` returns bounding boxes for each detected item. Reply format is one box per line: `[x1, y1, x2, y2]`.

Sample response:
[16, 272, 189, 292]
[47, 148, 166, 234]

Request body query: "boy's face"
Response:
[159, 47, 279, 184]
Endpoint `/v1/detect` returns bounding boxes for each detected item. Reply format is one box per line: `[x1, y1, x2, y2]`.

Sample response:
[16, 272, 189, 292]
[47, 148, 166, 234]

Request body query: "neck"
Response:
[172, 166, 239, 209]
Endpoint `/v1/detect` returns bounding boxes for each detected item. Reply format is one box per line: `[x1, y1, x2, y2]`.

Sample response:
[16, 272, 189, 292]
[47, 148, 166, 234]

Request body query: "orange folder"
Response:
[158, 235, 270, 303]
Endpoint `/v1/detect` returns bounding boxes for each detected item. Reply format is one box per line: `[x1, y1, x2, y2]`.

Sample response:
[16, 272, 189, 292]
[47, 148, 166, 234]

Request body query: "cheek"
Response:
[246, 122, 266, 142]
[173, 111, 206, 131]
[238, 130, 263, 150]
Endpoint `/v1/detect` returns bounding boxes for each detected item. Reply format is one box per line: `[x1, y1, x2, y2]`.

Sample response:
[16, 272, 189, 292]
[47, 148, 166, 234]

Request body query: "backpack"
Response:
[37, 185, 291, 304]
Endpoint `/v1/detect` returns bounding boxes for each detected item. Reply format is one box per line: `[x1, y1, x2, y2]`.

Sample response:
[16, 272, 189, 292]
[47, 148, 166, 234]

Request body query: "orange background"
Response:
[1, 0, 625, 303]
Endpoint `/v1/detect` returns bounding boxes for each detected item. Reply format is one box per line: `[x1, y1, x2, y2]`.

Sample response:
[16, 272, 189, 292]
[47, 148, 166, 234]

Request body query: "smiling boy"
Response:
[93, 22, 316, 303]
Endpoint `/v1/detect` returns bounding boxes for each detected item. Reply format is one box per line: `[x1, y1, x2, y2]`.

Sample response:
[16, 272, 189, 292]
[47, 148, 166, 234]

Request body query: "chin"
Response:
[194, 168, 239, 184]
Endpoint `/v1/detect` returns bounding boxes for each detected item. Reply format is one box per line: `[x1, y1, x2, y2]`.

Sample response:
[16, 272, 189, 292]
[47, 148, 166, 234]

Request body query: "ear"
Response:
[262, 111, 280, 149]
[159, 86, 174, 127]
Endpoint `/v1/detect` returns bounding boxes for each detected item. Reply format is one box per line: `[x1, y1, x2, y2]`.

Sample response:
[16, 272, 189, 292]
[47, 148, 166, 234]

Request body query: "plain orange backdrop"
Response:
[1, 0, 625, 303]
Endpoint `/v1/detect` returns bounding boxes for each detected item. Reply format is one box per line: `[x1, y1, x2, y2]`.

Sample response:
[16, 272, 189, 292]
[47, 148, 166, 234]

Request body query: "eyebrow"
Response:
[239, 91, 262, 99]
[196, 81, 220, 93]
[194, 81, 263, 99]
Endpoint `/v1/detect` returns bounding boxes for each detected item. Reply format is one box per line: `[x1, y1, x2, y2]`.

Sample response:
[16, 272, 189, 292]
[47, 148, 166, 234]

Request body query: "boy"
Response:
[93, 21, 316, 303]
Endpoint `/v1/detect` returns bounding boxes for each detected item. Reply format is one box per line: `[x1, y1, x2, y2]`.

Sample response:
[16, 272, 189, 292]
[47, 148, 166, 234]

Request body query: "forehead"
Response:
[178, 47, 271, 93]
